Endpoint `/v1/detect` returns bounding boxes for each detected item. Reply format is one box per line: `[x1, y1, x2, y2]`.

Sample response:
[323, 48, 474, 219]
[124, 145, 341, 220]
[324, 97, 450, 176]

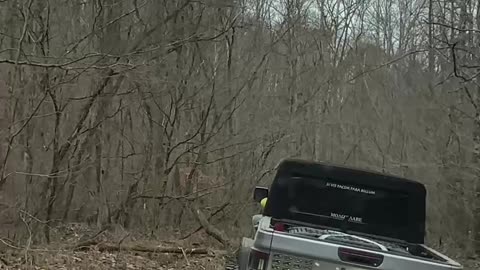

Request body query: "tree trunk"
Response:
[473, 114, 480, 255]
[428, 0, 435, 73]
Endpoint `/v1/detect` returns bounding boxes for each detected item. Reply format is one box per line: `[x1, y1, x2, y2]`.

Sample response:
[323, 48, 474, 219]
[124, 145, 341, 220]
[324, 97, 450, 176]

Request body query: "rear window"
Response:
[265, 175, 424, 243]
[283, 176, 410, 227]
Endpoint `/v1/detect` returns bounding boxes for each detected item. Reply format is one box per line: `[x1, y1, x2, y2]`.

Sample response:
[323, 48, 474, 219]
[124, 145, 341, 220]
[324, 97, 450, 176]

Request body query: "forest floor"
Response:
[0, 223, 479, 270]
[0, 247, 227, 269]
[0, 223, 231, 269]
[2, 249, 479, 270]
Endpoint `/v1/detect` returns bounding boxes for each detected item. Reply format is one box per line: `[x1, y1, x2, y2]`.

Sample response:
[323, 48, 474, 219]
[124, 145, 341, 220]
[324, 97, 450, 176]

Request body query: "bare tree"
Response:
[1, 1, 480, 262]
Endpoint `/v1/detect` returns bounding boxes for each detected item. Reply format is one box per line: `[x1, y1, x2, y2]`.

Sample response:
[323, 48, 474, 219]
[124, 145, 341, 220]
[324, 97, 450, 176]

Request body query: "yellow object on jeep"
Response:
[260, 197, 268, 209]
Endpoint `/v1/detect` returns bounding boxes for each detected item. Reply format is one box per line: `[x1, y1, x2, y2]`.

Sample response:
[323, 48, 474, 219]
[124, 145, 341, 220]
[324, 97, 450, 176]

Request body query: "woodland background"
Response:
[0, 0, 479, 263]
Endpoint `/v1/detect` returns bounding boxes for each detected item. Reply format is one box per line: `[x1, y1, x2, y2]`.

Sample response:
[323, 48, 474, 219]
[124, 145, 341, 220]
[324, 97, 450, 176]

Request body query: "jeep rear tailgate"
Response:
[253, 218, 462, 270]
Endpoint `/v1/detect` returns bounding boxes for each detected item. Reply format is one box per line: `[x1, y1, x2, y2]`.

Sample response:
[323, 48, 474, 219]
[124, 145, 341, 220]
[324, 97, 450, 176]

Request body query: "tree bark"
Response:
[428, 0, 435, 73]
[473, 114, 480, 255]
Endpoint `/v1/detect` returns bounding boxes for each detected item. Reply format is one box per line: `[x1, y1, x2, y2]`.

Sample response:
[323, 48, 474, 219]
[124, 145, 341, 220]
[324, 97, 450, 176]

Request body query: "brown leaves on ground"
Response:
[0, 246, 227, 270]
[462, 258, 480, 270]
[0, 223, 230, 270]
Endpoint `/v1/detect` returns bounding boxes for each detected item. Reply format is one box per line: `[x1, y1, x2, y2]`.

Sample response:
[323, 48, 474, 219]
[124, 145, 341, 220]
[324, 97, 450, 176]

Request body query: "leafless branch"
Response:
[426, 21, 480, 34]
[348, 49, 429, 83]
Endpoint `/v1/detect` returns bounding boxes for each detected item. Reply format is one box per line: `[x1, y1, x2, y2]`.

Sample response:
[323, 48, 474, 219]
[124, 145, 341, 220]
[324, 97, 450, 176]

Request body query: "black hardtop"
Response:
[274, 159, 427, 195]
[264, 159, 427, 244]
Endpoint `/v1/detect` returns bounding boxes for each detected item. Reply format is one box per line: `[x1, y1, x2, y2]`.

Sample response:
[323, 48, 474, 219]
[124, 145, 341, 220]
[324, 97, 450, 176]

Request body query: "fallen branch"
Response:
[181, 202, 229, 240]
[191, 205, 230, 247]
[73, 239, 101, 250]
[73, 241, 208, 255]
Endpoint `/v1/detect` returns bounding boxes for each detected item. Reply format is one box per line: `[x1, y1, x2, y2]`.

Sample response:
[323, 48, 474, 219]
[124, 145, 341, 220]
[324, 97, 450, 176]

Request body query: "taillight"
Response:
[338, 247, 384, 267]
[273, 222, 286, 231]
[248, 249, 270, 270]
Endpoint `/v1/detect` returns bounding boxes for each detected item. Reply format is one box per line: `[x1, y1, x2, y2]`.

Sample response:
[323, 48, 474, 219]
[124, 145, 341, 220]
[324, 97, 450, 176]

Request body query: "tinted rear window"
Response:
[265, 175, 425, 243]
[282, 176, 410, 227]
